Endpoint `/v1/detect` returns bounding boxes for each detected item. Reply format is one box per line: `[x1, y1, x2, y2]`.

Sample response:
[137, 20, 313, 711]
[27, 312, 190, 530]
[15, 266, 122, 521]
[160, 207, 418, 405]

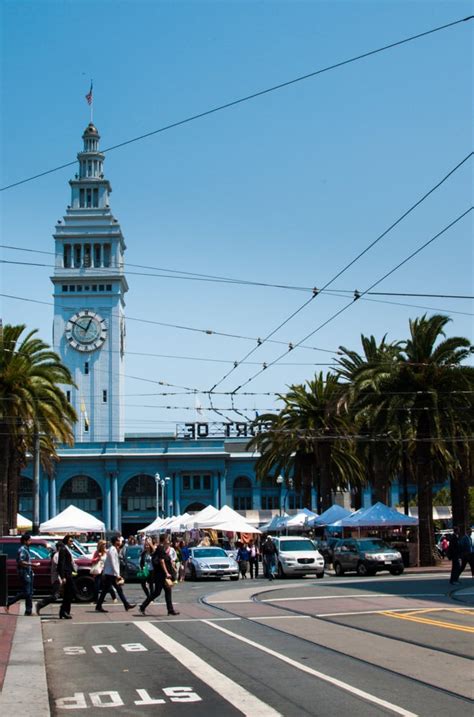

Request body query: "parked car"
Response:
[272, 536, 325, 578]
[0, 536, 95, 601]
[185, 546, 239, 581]
[120, 544, 143, 581]
[333, 538, 404, 577]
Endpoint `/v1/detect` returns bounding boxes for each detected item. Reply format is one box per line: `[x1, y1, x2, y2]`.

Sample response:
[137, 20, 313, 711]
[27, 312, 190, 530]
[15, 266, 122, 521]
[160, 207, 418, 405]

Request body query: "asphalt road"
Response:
[40, 571, 474, 716]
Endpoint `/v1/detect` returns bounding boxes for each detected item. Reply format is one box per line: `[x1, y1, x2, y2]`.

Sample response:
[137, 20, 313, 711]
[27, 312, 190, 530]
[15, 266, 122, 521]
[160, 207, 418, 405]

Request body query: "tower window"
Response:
[94, 244, 101, 267]
[93, 188, 99, 207]
[62, 285, 68, 292]
[77, 285, 82, 292]
[69, 285, 75, 292]
[83, 244, 91, 267]
[79, 188, 85, 207]
[74, 244, 81, 267]
[103, 244, 111, 267]
[63, 244, 71, 268]
[86, 188, 92, 208]
[99, 284, 104, 292]
[84, 420, 89, 433]
[102, 390, 107, 403]
[66, 391, 71, 402]
[92, 284, 97, 292]
[84, 362, 89, 375]
[106, 284, 112, 291]
[84, 285, 90, 291]
[87, 160, 92, 177]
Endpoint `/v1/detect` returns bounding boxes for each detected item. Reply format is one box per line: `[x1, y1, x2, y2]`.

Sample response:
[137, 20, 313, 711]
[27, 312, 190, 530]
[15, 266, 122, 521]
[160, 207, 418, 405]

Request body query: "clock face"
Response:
[65, 311, 107, 352]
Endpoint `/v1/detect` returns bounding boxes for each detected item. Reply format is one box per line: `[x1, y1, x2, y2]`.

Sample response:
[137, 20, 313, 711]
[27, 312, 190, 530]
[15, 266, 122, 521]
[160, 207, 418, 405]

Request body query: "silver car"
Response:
[186, 546, 239, 581]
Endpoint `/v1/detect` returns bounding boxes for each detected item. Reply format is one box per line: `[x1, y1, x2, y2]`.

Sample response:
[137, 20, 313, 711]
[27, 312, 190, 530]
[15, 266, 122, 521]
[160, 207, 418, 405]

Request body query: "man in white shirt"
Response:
[95, 535, 136, 613]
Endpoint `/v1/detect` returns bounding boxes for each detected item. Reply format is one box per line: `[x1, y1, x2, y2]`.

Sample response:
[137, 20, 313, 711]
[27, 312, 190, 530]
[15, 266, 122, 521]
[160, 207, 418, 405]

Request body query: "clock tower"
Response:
[51, 123, 128, 442]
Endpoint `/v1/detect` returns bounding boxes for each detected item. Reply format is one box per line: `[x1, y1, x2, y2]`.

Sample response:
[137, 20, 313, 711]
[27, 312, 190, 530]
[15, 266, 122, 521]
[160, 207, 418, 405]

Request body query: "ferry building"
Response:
[20, 124, 407, 533]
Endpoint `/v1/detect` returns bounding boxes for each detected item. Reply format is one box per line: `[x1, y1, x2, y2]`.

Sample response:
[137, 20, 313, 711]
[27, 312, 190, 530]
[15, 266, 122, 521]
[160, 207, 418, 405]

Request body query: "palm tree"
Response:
[347, 315, 472, 565]
[249, 372, 364, 513]
[0, 323, 77, 533]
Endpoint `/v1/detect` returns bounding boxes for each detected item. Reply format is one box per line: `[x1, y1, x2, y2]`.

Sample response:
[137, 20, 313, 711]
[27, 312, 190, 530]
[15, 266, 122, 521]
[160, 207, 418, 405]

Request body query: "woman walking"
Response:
[91, 540, 117, 603]
[139, 538, 155, 599]
[139, 534, 179, 616]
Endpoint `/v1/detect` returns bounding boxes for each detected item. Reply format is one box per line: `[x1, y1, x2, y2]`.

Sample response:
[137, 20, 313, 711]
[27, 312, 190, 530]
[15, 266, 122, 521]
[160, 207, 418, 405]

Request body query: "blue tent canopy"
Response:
[336, 502, 418, 528]
[308, 504, 351, 526]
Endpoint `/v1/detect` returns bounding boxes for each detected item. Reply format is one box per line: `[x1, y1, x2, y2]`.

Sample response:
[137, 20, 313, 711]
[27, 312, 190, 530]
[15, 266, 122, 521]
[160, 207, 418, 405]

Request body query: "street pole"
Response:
[160, 480, 165, 518]
[155, 473, 160, 518]
[32, 430, 40, 534]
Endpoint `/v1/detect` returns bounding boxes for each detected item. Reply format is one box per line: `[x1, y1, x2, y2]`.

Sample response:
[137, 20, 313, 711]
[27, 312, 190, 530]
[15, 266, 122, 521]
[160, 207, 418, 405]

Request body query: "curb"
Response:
[0, 616, 50, 716]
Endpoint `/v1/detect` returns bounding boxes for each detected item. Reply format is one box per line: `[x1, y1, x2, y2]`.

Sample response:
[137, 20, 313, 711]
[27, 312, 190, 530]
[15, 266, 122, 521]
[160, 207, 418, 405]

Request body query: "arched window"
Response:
[19, 475, 33, 515]
[59, 476, 102, 512]
[121, 474, 155, 512]
[261, 475, 280, 510]
[233, 476, 252, 511]
[183, 501, 206, 513]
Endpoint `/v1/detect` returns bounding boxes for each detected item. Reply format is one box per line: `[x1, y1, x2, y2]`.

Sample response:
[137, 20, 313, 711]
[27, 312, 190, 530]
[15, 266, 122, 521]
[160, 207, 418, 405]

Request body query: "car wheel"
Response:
[277, 562, 286, 579]
[190, 565, 198, 581]
[357, 562, 369, 577]
[390, 567, 404, 575]
[230, 576, 239, 581]
[316, 571, 324, 579]
[73, 575, 95, 602]
[334, 562, 344, 576]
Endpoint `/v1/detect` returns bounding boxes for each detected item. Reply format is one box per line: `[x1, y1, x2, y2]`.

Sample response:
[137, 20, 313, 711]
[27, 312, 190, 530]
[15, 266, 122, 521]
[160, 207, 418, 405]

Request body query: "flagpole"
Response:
[90, 78, 94, 123]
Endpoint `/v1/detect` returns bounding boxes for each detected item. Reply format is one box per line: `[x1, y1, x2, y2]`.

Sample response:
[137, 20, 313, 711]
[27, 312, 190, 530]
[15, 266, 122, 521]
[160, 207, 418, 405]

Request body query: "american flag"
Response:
[85, 82, 93, 105]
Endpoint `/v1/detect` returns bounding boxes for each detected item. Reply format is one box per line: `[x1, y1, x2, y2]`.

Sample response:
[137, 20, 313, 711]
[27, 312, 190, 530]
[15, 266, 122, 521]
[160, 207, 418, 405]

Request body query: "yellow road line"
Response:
[382, 611, 474, 634]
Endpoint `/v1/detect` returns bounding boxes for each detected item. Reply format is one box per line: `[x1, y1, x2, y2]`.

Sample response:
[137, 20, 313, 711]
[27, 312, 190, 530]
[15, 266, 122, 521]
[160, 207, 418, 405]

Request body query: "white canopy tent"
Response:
[17, 513, 32, 531]
[201, 505, 262, 534]
[39, 505, 105, 534]
[259, 513, 289, 532]
[280, 508, 318, 530]
[181, 505, 220, 530]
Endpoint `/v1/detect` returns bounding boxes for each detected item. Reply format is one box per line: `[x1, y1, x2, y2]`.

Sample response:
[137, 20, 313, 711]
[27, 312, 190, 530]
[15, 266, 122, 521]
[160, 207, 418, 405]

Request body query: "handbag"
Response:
[90, 560, 104, 576]
[136, 565, 150, 580]
[164, 577, 174, 588]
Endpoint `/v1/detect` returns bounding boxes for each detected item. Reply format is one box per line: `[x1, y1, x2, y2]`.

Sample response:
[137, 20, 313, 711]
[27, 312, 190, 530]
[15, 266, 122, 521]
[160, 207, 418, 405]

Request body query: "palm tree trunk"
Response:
[318, 445, 333, 512]
[7, 443, 20, 532]
[416, 422, 435, 566]
[451, 442, 470, 532]
[0, 429, 11, 535]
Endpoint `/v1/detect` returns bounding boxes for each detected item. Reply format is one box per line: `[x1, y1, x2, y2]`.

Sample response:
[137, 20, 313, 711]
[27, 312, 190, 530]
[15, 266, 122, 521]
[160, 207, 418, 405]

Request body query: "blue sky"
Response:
[1, 0, 473, 433]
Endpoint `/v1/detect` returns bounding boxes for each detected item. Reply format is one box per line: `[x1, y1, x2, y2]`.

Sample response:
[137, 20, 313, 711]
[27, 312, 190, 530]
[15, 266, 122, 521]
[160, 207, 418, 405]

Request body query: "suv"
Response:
[0, 536, 95, 601]
[272, 536, 325, 578]
[333, 538, 404, 577]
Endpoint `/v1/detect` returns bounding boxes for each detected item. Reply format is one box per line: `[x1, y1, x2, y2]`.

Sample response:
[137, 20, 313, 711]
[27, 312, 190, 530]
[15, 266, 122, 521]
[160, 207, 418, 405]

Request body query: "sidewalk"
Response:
[0, 605, 49, 716]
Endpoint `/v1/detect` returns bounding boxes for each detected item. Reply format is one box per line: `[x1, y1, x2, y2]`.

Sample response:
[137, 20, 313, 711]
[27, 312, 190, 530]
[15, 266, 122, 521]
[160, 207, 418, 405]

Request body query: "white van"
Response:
[272, 536, 325, 578]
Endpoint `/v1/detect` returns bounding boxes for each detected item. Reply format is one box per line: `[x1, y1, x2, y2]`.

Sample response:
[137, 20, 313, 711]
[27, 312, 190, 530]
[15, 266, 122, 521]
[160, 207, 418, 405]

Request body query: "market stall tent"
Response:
[337, 502, 418, 528]
[17, 513, 32, 531]
[202, 505, 262, 534]
[308, 504, 351, 527]
[39, 505, 105, 533]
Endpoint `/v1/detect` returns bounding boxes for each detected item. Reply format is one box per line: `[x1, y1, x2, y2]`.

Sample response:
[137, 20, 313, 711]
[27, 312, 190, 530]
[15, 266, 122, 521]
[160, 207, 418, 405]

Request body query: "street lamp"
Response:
[155, 473, 160, 518]
[159, 476, 171, 518]
[276, 475, 284, 516]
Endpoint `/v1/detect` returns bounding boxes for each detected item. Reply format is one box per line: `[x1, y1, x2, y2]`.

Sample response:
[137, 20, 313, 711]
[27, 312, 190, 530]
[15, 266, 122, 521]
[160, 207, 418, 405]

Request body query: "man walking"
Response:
[5, 533, 33, 615]
[448, 526, 461, 585]
[96, 535, 136, 613]
[36, 541, 62, 616]
[457, 527, 474, 579]
[262, 535, 277, 581]
[57, 535, 76, 619]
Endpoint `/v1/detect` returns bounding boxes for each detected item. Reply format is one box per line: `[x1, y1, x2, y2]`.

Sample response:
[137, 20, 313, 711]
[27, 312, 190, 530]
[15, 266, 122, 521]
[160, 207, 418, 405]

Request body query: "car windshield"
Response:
[30, 545, 53, 559]
[359, 539, 390, 551]
[279, 540, 316, 552]
[193, 548, 227, 558]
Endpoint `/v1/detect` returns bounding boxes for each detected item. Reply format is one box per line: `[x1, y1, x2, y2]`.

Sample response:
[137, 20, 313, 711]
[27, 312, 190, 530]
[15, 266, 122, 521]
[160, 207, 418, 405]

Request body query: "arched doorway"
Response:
[233, 476, 252, 511]
[121, 474, 156, 535]
[59, 476, 102, 514]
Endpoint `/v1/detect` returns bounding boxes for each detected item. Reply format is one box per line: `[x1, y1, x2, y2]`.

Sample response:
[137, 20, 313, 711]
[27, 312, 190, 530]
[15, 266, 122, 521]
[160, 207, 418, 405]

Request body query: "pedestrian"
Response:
[180, 540, 190, 581]
[439, 535, 449, 558]
[95, 535, 136, 613]
[262, 535, 277, 581]
[5, 532, 34, 615]
[139, 534, 180, 616]
[138, 537, 155, 599]
[248, 539, 260, 579]
[457, 527, 474, 579]
[236, 542, 250, 578]
[57, 534, 77, 619]
[447, 526, 461, 585]
[36, 541, 62, 615]
[90, 540, 117, 603]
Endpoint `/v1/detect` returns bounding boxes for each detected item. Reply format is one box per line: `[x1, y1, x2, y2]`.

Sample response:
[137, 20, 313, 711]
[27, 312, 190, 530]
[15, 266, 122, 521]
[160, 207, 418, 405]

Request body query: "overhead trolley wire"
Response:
[1, 16, 472, 192]
[231, 207, 474, 393]
[207, 151, 473, 392]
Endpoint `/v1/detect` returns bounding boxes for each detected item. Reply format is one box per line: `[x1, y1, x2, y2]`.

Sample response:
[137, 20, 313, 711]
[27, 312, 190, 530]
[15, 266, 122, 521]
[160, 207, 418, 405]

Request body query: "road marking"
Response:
[382, 611, 474, 633]
[249, 615, 311, 620]
[203, 620, 418, 717]
[135, 621, 282, 717]
[260, 593, 447, 602]
[314, 607, 441, 617]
